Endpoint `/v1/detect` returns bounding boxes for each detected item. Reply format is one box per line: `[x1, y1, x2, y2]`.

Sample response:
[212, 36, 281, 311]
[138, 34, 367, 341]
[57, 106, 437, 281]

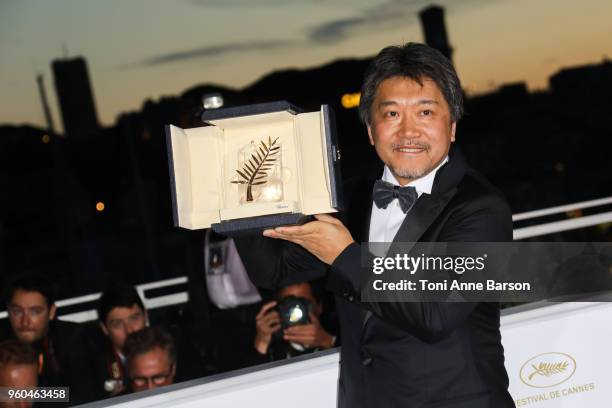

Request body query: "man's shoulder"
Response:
[434, 166, 513, 242]
[51, 319, 81, 335]
[453, 167, 511, 212]
[50, 319, 89, 351]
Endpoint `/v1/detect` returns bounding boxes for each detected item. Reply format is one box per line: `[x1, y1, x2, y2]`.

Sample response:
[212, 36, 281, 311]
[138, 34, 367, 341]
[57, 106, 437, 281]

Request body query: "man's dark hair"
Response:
[359, 42, 464, 125]
[98, 285, 145, 324]
[277, 279, 325, 304]
[0, 340, 39, 368]
[123, 327, 176, 366]
[5, 273, 57, 308]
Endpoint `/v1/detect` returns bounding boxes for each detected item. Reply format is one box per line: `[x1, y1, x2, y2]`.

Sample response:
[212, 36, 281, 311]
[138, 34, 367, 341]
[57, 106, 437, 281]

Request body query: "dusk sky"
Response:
[1, 0, 611, 132]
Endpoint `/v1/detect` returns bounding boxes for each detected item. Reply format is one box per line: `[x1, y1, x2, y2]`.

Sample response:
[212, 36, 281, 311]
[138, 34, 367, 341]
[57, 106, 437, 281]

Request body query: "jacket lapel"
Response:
[360, 193, 453, 334]
[391, 189, 453, 246]
[392, 146, 467, 246]
[360, 146, 467, 333]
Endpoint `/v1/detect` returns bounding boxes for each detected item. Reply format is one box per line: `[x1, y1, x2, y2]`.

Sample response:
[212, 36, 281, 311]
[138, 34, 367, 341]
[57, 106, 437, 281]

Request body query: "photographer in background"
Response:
[253, 280, 337, 362]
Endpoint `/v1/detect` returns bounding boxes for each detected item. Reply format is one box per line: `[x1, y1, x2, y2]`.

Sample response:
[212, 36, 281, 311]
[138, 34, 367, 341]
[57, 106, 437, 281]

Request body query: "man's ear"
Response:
[49, 304, 57, 320]
[100, 321, 109, 336]
[144, 311, 149, 327]
[367, 126, 375, 146]
[450, 122, 457, 142]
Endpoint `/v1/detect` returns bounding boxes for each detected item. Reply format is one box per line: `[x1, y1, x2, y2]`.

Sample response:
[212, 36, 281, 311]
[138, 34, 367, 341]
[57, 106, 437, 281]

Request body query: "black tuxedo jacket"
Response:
[235, 147, 515, 408]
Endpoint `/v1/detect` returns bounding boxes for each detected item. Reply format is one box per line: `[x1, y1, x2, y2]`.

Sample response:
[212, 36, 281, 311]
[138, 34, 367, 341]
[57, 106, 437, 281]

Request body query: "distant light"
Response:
[142, 130, 151, 141]
[203, 93, 224, 110]
[341, 92, 361, 109]
[42, 134, 51, 144]
[96, 202, 105, 212]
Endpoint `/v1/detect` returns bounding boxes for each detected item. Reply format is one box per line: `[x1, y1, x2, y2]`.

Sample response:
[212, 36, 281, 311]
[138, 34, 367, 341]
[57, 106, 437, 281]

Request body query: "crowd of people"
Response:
[0, 273, 339, 406]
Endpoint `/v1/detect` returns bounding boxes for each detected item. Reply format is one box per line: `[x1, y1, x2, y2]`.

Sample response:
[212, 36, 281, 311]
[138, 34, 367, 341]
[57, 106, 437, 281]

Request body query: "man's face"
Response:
[0, 363, 38, 408]
[100, 305, 146, 352]
[129, 347, 175, 392]
[7, 290, 55, 344]
[367, 76, 456, 185]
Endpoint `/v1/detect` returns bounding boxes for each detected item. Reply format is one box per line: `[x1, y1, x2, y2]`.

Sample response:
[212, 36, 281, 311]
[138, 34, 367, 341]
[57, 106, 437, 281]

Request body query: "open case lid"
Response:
[201, 101, 303, 122]
[166, 101, 343, 233]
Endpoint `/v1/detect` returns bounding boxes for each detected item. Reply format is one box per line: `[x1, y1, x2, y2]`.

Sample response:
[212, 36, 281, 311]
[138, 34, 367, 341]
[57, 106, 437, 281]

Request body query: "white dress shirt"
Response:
[368, 156, 449, 243]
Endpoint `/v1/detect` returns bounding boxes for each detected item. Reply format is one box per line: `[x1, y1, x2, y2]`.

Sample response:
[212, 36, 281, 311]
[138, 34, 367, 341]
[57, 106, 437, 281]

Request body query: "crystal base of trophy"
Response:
[165, 101, 343, 236]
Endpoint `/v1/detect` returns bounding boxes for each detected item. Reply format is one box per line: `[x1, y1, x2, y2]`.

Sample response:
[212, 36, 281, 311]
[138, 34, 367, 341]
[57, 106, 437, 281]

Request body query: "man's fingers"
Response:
[265, 221, 322, 238]
[283, 333, 315, 343]
[314, 213, 343, 226]
[274, 223, 318, 236]
[256, 303, 277, 320]
[263, 229, 279, 238]
[262, 315, 280, 325]
[284, 324, 314, 335]
[256, 301, 277, 319]
[309, 312, 320, 324]
[259, 318, 281, 334]
[283, 331, 312, 339]
[263, 227, 309, 238]
[260, 312, 280, 324]
[264, 218, 349, 264]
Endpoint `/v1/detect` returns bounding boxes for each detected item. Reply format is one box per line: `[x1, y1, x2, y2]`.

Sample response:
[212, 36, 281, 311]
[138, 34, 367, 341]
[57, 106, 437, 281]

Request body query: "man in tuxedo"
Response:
[236, 42, 514, 407]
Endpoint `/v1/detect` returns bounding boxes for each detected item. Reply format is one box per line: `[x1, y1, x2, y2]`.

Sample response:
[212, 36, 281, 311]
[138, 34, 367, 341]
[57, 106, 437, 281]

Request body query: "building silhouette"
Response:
[549, 59, 612, 104]
[52, 56, 99, 137]
[419, 5, 453, 62]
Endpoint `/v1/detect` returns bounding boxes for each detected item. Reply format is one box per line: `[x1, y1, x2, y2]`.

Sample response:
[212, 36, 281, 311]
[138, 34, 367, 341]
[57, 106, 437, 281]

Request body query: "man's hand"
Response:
[254, 301, 281, 355]
[110, 383, 126, 397]
[263, 213, 354, 265]
[283, 312, 335, 349]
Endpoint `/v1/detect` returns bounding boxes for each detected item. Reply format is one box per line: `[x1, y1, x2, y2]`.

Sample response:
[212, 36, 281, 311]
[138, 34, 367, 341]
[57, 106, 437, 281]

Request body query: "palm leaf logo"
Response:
[528, 361, 569, 380]
[231, 136, 280, 202]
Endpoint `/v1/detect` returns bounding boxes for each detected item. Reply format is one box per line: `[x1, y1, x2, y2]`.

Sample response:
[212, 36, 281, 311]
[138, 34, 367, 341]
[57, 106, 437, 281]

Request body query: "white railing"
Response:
[512, 195, 612, 240]
[0, 276, 188, 323]
[513, 211, 612, 240]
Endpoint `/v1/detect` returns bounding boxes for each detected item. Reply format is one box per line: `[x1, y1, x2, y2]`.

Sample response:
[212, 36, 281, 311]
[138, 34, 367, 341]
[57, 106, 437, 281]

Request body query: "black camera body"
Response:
[276, 295, 313, 329]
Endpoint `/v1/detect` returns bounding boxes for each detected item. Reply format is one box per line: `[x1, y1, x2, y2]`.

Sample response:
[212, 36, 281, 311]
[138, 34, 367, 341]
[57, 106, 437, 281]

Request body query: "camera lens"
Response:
[277, 295, 311, 328]
[288, 304, 304, 323]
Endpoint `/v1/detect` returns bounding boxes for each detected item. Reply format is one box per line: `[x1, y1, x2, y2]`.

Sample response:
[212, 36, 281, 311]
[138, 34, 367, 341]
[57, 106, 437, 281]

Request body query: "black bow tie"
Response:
[372, 179, 418, 213]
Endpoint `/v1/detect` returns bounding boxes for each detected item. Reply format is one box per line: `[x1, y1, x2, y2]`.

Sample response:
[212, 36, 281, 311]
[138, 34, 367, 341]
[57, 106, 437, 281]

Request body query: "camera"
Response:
[276, 295, 313, 329]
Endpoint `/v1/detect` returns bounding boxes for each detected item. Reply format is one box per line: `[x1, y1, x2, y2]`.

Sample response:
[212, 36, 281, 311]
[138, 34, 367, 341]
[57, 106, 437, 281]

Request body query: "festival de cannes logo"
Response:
[520, 352, 577, 388]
